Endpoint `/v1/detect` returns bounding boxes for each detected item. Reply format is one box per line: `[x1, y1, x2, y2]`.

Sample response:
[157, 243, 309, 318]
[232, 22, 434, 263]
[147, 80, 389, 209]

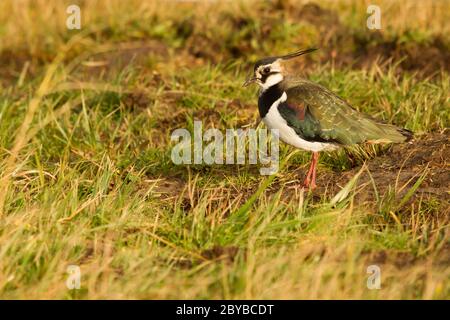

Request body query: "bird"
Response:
[243, 48, 412, 189]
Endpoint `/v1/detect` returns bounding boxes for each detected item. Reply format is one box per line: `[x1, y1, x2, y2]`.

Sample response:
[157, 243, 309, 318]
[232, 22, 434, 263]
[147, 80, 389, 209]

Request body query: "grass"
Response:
[0, 0, 449, 299]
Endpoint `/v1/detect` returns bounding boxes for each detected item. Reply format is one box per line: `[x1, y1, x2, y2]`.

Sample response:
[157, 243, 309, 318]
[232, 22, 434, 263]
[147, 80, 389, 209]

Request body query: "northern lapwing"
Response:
[243, 48, 412, 189]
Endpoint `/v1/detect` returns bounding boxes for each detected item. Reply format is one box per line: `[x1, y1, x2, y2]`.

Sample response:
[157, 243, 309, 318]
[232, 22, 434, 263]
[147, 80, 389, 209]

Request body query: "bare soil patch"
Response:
[315, 130, 449, 205]
[152, 131, 449, 219]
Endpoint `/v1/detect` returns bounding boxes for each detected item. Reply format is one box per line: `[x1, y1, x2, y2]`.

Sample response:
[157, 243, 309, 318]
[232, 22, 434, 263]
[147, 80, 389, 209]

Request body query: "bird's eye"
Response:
[263, 67, 271, 74]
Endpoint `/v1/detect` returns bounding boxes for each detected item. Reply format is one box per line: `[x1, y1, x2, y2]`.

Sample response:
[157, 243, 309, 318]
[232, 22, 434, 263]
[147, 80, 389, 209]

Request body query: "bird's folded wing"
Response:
[279, 80, 407, 145]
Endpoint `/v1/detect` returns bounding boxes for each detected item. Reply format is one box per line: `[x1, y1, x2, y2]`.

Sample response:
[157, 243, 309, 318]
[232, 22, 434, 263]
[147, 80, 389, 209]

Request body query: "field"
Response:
[0, 0, 448, 299]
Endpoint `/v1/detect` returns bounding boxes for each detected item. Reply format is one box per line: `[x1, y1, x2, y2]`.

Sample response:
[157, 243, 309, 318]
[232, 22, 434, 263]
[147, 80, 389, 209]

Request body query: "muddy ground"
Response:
[315, 130, 449, 207]
[156, 130, 449, 205]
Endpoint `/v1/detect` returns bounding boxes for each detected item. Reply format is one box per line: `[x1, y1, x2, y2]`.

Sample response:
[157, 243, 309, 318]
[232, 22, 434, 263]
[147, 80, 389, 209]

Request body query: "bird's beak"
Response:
[243, 77, 257, 87]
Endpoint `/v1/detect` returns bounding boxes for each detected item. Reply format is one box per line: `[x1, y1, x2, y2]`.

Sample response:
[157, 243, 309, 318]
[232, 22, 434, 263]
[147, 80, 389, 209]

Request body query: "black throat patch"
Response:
[258, 84, 284, 118]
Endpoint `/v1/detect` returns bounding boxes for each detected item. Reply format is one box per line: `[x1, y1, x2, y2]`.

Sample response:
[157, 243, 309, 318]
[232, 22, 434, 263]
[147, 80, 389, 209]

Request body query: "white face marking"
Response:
[260, 73, 283, 91]
[262, 92, 338, 152]
[255, 60, 284, 91]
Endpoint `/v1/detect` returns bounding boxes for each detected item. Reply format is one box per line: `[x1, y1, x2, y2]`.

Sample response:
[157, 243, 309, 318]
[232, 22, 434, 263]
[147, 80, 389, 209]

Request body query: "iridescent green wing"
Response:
[279, 79, 408, 145]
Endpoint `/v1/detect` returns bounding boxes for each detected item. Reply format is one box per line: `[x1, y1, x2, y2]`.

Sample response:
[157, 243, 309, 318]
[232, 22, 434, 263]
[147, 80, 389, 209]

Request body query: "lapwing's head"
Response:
[243, 48, 317, 91]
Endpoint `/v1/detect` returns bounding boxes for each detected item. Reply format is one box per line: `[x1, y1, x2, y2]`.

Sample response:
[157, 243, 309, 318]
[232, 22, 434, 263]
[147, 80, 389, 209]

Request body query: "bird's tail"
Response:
[397, 127, 414, 142]
[370, 124, 413, 143]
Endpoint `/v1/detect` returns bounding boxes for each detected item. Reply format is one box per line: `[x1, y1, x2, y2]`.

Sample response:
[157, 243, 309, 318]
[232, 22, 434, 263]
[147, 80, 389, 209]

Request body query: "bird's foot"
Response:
[302, 178, 317, 190]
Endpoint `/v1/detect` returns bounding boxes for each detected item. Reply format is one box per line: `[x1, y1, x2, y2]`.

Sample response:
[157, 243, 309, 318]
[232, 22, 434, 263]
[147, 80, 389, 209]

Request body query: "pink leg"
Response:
[310, 152, 319, 189]
[303, 156, 315, 187]
[303, 152, 319, 189]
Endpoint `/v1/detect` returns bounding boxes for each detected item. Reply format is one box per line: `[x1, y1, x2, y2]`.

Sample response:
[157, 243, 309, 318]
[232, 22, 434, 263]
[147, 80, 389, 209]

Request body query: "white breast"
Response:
[262, 92, 338, 152]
